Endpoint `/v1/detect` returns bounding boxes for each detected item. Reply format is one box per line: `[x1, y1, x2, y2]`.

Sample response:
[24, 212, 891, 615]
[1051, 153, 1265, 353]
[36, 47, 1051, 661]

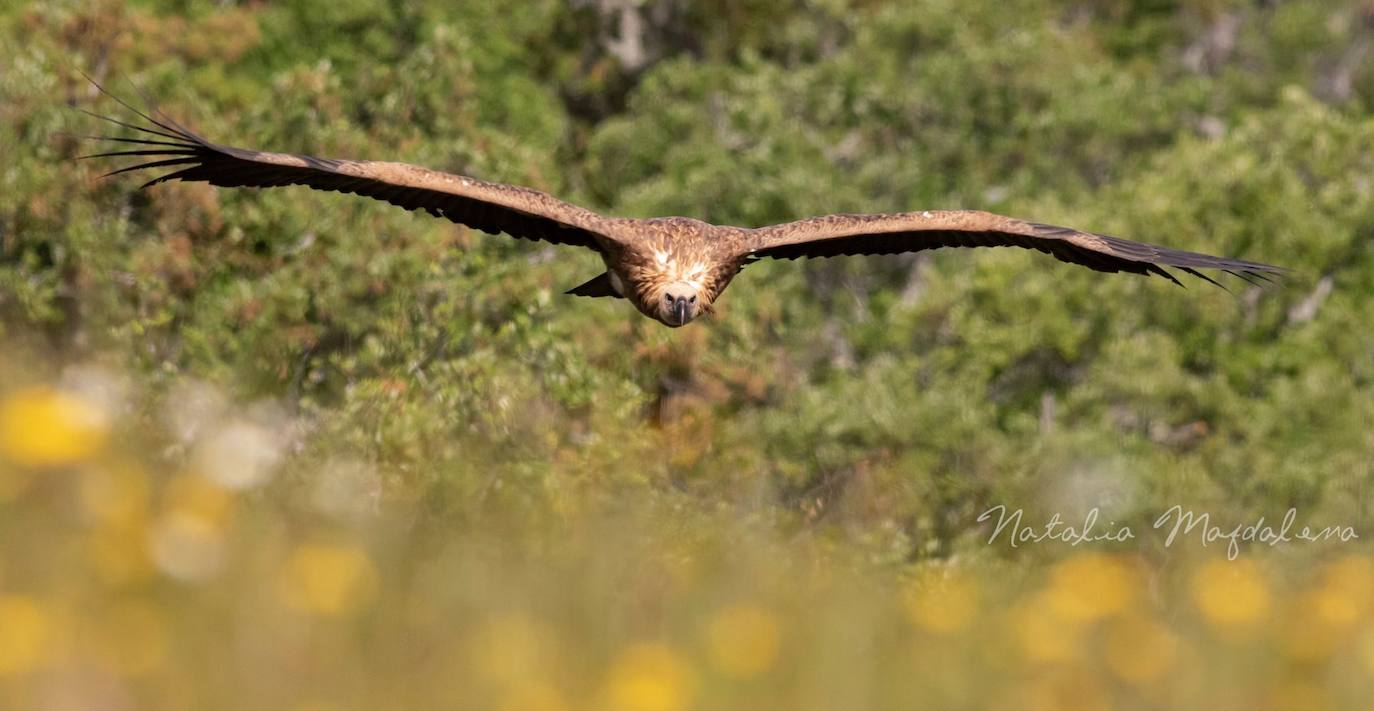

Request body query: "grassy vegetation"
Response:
[3, 0, 1374, 707]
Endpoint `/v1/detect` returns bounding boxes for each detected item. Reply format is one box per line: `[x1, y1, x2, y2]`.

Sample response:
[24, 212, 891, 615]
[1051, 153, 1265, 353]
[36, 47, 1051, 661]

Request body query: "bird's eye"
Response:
[664, 294, 673, 303]
[689, 296, 696, 303]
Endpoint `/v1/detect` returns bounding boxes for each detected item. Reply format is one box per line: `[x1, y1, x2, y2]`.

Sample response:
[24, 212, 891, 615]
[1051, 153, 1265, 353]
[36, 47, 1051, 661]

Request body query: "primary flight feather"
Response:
[81, 77, 1286, 327]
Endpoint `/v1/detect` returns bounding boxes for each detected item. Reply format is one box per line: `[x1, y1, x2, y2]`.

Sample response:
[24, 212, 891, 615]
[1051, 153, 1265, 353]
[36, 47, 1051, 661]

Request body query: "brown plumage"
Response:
[81, 79, 1286, 328]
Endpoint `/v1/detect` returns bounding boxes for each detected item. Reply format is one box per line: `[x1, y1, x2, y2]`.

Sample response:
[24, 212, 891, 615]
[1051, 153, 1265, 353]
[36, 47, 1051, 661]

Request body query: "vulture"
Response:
[80, 77, 1285, 328]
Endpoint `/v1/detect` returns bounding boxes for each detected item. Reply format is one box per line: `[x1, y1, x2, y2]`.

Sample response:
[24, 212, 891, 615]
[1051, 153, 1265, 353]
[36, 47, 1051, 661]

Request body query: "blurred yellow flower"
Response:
[1279, 600, 1342, 663]
[603, 642, 696, 711]
[1311, 555, 1374, 626]
[278, 543, 379, 617]
[0, 386, 109, 468]
[164, 472, 236, 526]
[1279, 558, 1374, 663]
[0, 596, 54, 675]
[903, 566, 979, 634]
[1191, 557, 1270, 628]
[1104, 614, 1178, 683]
[1044, 553, 1138, 622]
[705, 603, 781, 679]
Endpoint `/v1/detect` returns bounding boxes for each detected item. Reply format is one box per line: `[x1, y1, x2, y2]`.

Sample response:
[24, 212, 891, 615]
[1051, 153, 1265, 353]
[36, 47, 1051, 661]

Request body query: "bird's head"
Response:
[655, 281, 703, 327]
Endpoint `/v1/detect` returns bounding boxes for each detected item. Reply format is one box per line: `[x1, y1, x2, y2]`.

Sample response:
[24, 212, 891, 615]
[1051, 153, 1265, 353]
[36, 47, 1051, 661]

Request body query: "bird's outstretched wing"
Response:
[78, 78, 617, 251]
[745, 210, 1285, 287]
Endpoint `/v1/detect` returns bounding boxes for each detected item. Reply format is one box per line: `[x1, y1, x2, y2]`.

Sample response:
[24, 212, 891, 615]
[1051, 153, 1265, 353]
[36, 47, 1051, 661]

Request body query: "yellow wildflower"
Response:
[603, 642, 695, 711]
[1044, 553, 1138, 622]
[164, 472, 236, 526]
[1311, 555, 1374, 626]
[1192, 557, 1270, 628]
[278, 543, 379, 616]
[0, 386, 109, 468]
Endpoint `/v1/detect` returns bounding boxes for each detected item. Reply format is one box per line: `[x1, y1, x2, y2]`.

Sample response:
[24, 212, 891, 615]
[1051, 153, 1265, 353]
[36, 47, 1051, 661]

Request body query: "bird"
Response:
[79, 78, 1285, 328]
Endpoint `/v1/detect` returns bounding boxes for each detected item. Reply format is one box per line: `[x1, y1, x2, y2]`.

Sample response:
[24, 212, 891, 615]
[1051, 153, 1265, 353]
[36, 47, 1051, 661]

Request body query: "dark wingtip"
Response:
[1178, 266, 1232, 293]
[98, 157, 199, 180]
[77, 148, 198, 161]
[75, 70, 207, 148]
[79, 71, 184, 138]
[73, 107, 183, 141]
[1146, 264, 1186, 288]
[64, 132, 196, 149]
[1223, 269, 1268, 288]
[139, 166, 199, 189]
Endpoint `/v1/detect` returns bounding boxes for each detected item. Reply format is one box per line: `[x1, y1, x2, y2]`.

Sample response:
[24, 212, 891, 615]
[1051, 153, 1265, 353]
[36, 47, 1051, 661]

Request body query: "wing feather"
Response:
[746, 210, 1285, 287]
[80, 79, 618, 251]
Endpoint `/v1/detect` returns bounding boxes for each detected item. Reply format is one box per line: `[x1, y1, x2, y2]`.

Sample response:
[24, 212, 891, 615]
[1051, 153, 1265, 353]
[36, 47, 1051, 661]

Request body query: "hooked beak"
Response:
[671, 297, 691, 326]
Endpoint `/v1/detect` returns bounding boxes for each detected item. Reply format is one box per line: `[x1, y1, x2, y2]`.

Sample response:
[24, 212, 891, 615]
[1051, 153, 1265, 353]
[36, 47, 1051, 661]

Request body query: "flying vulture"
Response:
[80, 78, 1285, 327]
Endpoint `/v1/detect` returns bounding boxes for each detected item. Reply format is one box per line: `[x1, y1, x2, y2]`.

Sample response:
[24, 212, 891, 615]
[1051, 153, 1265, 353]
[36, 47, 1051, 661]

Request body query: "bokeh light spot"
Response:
[1192, 558, 1270, 629]
[0, 386, 109, 468]
[277, 543, 379, 617]
[603, 642, 695, 711]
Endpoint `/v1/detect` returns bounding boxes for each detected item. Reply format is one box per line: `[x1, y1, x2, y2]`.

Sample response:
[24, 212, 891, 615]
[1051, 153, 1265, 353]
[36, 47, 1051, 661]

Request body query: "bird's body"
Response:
[590, 217, 746, 324]
[80, 77, 1286, 327]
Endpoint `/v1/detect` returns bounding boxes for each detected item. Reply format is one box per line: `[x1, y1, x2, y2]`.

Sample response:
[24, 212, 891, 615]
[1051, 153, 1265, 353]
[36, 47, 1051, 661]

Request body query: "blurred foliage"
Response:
[3, 0, 1374, 706]
[1, 379, 1374, 708]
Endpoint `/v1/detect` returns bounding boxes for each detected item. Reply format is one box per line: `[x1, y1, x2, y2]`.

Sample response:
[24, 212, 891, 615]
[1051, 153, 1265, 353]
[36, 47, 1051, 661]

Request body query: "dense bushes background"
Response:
[12, 0, 1370, 548]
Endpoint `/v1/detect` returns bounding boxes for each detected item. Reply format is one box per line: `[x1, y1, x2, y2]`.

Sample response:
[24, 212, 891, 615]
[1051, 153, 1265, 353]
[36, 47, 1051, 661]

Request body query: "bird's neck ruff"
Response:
[627, 248, 710, 300]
